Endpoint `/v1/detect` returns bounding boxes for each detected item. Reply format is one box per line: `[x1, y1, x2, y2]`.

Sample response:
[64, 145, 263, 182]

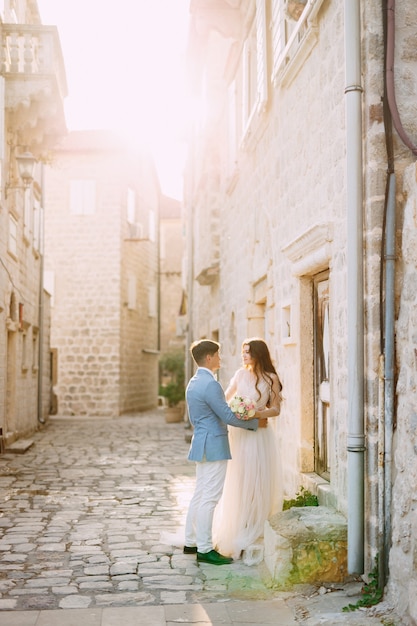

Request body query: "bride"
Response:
[213, 337, 283, 560]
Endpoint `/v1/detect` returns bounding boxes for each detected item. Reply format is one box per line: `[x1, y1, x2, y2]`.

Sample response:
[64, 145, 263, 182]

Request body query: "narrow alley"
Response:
[0, 412, 401, 625]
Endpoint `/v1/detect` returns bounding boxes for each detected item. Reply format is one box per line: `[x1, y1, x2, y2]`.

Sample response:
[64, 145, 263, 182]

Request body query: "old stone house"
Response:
[0, 0, 67, 447]
[43, 130, 161, 417]
[184, 0, 417, 621]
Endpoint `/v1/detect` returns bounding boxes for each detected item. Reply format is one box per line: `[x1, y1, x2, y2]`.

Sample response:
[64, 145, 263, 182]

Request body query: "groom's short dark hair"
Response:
[190, 339, 220, 365]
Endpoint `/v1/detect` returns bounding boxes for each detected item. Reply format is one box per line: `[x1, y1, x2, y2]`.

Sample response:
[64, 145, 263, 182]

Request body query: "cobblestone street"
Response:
[0, 411, 403, 624]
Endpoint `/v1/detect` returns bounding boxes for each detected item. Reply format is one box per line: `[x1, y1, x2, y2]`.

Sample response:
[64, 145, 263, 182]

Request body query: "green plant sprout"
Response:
[342, 556, 383, 612]
[282, 486, 319, 510]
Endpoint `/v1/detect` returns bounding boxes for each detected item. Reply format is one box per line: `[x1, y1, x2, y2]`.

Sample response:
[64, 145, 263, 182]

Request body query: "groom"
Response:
[184, 339, 265, 565]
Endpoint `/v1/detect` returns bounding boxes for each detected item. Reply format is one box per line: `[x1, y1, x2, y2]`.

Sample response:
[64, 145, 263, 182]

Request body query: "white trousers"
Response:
[184, 459, 227, 554]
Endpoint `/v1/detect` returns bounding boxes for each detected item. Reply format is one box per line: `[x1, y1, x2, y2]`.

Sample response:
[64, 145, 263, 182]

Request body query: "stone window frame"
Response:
[239, 0, 269, 151]
[271, 0, 325, 89]
[282, 222, 333, 278]
[282, 222, 333, 482]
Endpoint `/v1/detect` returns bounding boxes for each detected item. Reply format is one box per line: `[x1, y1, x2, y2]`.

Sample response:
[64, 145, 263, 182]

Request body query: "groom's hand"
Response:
[258, 418, 268, 428]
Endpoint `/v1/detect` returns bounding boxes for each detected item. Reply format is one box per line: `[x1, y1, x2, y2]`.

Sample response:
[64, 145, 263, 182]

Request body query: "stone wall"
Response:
[387, 162, 417, 623]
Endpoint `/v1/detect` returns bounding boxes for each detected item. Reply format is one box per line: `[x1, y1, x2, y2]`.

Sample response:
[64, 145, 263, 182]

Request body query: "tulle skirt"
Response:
[213, 424, 282, 559]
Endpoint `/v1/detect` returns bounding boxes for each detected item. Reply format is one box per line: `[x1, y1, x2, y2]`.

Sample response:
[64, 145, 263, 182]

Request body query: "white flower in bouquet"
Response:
[229, 395, 256, 420]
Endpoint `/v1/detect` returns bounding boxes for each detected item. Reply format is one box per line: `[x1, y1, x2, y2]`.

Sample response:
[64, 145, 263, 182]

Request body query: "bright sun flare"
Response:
[37, 0, 190, 199]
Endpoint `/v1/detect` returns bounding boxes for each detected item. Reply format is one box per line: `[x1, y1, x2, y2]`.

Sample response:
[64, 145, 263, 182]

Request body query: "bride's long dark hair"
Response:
[243, 337, 282, 405]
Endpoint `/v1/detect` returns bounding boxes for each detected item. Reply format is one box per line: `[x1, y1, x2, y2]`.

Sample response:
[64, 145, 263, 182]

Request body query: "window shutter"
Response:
[256, 0, 268, 112]
[242, 39, 250, 125]
[227, 81, 237, 173]
[83, 180, 96, 215]
[70, 180, 96, 215]
[8, 214, 17, 256]
[271, 0, 285, 77]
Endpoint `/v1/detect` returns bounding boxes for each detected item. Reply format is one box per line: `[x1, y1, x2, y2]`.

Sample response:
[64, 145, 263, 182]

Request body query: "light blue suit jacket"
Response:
[186, 367, 258, 462]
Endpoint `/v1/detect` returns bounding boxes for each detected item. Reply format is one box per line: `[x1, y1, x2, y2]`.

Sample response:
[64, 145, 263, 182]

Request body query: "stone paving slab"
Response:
[0, 411, 404, 625]
[0, 600, 394, 626]
[0, 601, 298, 625]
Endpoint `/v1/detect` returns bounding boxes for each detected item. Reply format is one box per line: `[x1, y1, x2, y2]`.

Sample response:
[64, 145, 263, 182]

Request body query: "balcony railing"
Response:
[0, 23, 67, 102]
[0, 23, 67, 145]
[0, 24, 67, 97]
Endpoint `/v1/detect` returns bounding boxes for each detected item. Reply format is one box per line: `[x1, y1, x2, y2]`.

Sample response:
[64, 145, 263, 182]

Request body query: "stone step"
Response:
[5, 438, 34, 454]
[264, 505, 348, 587]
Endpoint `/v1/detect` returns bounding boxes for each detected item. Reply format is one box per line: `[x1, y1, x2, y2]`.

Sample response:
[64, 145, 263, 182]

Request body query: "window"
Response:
[271, 0, 286, 68]
[70, 179, 96, 215]
[126, 188, 145, 239]
[242, 25, 257, 129]
[271, 0, 324, 87]
[227, 81, 238, 177]
[242, 0, 268, 135]
[313, 271, 330, 480]
[8, 214, 17, 256]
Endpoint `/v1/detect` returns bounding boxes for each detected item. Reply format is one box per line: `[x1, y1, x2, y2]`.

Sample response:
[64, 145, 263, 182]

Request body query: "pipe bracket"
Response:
[344, 84, 363, 94]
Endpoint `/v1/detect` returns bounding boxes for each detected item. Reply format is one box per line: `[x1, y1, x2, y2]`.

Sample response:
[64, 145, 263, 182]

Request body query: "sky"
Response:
[37, 0, 191, 199]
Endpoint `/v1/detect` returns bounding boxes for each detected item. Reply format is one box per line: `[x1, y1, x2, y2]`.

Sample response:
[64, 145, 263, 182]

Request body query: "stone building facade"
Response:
[43, 131, 161, 417]
[0, 0, 67, 446]
[184, 0, 417, 621]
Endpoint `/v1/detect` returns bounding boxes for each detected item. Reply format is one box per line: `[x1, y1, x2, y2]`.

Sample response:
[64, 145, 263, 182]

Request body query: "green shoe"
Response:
[197, 549, 233, 565]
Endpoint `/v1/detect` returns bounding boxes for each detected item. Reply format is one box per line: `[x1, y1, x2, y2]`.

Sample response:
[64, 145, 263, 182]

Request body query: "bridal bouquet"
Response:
[229, 395, 256, 420]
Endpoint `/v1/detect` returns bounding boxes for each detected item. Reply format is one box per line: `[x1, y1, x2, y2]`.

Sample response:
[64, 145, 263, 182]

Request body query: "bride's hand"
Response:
[258, 417, 268, 428]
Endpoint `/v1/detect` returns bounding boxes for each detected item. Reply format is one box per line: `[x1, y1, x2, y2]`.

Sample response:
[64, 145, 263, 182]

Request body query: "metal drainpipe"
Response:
[185, 143, 195, 386]
[37, 163, 46, 424]
[157, 194, 161, 354]
[386, 0, 417, 158]
[379, 0, 414, 587]
[383, 173, 396, 582]
[344, 0, 365, 574]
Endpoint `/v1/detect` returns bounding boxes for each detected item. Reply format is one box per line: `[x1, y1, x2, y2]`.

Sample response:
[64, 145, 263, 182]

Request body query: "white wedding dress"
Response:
[213, 368, 283, 559]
